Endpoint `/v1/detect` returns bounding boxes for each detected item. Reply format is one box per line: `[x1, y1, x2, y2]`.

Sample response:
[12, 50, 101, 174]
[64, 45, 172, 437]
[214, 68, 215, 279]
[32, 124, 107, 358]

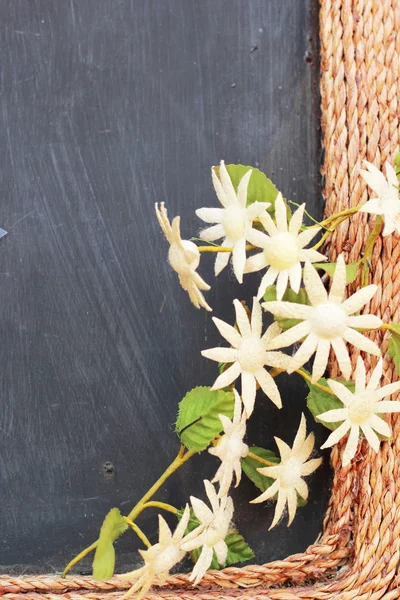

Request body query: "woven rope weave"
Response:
[2, 1, 400, 598]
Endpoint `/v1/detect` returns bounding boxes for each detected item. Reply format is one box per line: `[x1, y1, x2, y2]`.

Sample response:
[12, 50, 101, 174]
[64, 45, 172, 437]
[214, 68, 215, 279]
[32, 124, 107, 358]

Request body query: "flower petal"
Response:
[312, 339, 330, 382]
[360, 161, 389, 196]
[257, 267, 279, 300]
[360, 423, 380, 452]
[232, 237, 247, 283]
[317, 407, 348, 423]
[200, 223, 225, 242]
[276, 271, 289, 301]
[300, 457, 322, 476]
[218, 161, 237, 204]
[368, 414, 391, 438]
[190, 545, 214, 585]
[274, 193, 288, 232]
[265, 320, 311, 351]
[262, 301, 313, 321]
[342, 424, 360, 466]
[288, 262, 302, 294]
[190, 497, 214, 525]
[296, 227, 321, 249]
[292, 413, 307, 455]
[246, 228, 269, 249]
[255, 367, 282, 408]
[275, 437, 292, 461]
[250, 479, 280, 503]
[212, 316, 242, 349]
[374, 380, 400, 400]
[321, 420, 351, 449]
[201, 347, 238, 363]
[211, 361, 242, 389]
[292, 333, 319, 376]
[300, 248, 327, 263]
[269, 488, 287, 530]
[328, 254, 346, 304]
[257, 464, 281, 478]
[359, 197, 385, 215]
[341, 285, 379, 315]
[346, 315, 383, 329]
[237, 169, 252, 208]
[251, 298, 263, 338]
[196, 207, 224, 224]
[247, 201, 270, 221]
[264, 350, 293, 371]
[298, 432, 315, 462]
[289, 203, 305, 236]
[366, 357, 383, 392]
[204, 480, 219, 513]
[375, 400, 400, 413]
[294, 478, 308, 500]
[234, 299, 252, 337]
[330, 337, 352, 380]
[342, 327, 381, 356]
[244, 251, 268, 274]
[303, 261, 328, 306]
[158, 515, 172, 545]
[327, 379, 354, 406]
[355, 356, 366, 393]
[241, 371, 257, 416]
[259, 210, 278, 236]
[287, 488, 298, 526]
[173, 505, 191, 541]
[214, 539, 228, 565]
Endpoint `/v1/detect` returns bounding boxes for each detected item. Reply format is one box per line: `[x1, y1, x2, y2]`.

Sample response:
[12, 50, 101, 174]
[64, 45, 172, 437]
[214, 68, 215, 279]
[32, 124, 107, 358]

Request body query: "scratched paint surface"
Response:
[0, 0, 329, 573]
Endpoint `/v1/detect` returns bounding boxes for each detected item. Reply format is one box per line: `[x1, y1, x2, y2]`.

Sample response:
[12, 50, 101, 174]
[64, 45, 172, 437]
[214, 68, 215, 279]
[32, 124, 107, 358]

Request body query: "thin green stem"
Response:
[296, 369, 336, 396]
[247, 451, 276, 467]
[198, 244, 256, 253]
[62, 446, 194, 577]
[360, 216, 384, 287]
[141, 501, 178, 515]
[123, 517, 151, 548]
[318, 204, 365, 228]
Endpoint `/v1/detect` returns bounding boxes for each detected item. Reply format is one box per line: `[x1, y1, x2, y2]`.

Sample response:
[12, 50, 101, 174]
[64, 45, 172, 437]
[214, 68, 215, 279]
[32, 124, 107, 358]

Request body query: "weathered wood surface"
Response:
[0, 0, 328, 573]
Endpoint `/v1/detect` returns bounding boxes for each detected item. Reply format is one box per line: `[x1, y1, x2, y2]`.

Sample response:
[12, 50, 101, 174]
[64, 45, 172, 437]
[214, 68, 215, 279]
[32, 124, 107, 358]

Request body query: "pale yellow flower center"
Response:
[311, 303, 347, 339]
[348, 393, 375, 425]
[237, 337, 266, 373]
[222, 206, 247, 242]
[226, 432, 246, 457]
[168, 241, 199, 276]
[205, 526, 223, 548]
[280, 457, 302, 488]
[264, 232, 299, 270]
[151, 544, 181, 574]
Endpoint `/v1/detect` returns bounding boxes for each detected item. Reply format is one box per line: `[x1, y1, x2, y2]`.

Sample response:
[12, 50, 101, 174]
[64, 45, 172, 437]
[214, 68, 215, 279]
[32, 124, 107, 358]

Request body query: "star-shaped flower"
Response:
[201, 298, 293, 415]
[181, 480, 233, 585]
[196, 161, 270, 283]
[244, 193, 326, 300]
[262, 255, 382, 383]
[250, 414, 322, 529]
[155, 202, 212, 311]
[209, 389, 249, 498]
[318, 356, 400, 466]
[359, 161, 400, 236]
[118, 506, 190, 600]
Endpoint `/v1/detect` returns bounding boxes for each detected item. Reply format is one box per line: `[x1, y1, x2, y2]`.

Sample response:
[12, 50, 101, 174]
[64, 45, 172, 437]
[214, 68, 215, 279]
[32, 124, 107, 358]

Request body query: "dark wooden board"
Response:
[0, 0, 330, 573]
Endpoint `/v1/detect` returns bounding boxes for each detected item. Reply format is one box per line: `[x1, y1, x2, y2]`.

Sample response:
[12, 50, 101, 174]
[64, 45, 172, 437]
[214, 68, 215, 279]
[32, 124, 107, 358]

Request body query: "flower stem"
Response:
[123, 517, 151, 548]
[141, 501, 178, 515]
[198, 244, 256, 253]
[360, 216, 384, 287]
[310, 205, 366, 251]
[61, 446, 194, 577]
[318, 204, 365, 228]
[247, 451, 276, 467]
[295, 369, 336, 395]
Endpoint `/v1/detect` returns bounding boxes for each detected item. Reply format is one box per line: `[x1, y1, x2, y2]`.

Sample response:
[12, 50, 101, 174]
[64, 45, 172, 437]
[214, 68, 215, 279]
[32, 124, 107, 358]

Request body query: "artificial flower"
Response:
[244, 193, 326, 300]
[196, 161, 270, 283]
[155, 202, 212, 311]
[181, 480, 233, 585]
[251, 414, 322, 529]
[209, 389, 249, 497]
[201, 298, 293, 415]
[118, 505, 190, 600]
[318, 356, 400, 466]
[359, 160, 400, 236]
[262, 255, 382, 383]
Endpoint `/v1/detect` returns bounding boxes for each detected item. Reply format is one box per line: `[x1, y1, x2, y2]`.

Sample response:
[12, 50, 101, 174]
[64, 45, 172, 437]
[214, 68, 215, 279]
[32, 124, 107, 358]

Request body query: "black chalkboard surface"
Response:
[0, 0, 331, 574]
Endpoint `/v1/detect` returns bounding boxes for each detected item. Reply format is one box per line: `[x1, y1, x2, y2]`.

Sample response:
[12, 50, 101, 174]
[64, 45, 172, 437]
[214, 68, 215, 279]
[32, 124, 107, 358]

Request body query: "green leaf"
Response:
[242, 447, 307, 507]
[215, 163, 279, 211]
[263, 285, 310, 331]
[176, 509, 254, 568]
[241, 447, 279, 492]
[176, 386, 234, 452]
[305, 375, 353, 431]
[395, 152, 400, 181]
[92, 508, 128, 580]
[387, 324, 400, 375]
[313, 260, 361, 284]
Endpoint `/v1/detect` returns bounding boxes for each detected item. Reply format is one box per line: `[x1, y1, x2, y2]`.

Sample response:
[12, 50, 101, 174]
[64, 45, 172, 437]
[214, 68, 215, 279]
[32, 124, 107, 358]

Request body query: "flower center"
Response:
[222, 206, 247, 242]
[205, 526, 223, 548]
[237, 337, 266, 373]
[311, 303, 348, 339]
[226, 432, 247, 457]
[168, 240, 199, 276]
[348, 393, 375, 425]
[152, 544, 181, 574]
[264, 232, 299, 270]
[280, 457, 302, 488]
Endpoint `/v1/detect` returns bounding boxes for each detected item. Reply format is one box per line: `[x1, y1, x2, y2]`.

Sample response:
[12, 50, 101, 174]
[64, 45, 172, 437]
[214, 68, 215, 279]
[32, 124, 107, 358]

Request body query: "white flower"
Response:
[251, 414, 322, 529]
[359, 160, 400, 236]
[319, 356, 400, 466]
[262, 255, 382, 383]
[196, 161, 270, 283]
[209, 389, 249, 498]
[244, 193, 326, 300]
[155, 202, 212, 311]
[118, 506, 190, 600]
[201, 298, 293, 416]
[181, 480, 233, 585]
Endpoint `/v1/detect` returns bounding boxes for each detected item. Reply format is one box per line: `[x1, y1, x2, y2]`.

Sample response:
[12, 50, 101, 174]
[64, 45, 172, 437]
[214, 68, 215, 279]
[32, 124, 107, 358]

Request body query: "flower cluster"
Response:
[115, 158, 400, 597]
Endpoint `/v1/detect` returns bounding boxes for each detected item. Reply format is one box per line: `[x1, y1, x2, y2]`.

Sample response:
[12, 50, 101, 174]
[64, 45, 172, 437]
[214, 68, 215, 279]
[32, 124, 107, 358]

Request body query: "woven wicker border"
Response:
[2, 1, 400, 598]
